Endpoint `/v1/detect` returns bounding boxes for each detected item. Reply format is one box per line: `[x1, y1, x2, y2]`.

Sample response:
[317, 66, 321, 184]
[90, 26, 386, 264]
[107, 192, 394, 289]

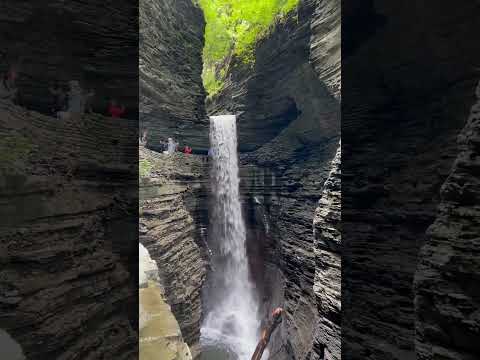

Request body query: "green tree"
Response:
[198, 0, 299, 96]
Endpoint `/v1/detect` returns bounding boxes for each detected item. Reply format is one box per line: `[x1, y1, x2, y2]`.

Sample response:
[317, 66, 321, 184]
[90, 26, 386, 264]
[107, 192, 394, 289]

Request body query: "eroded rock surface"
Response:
[0, 101, 138, 359]
[139, 147, 208, 352]
[310, 0, 341, 100]
[342, 1, 479, 359]
[139, 244, 192, 360]
[0, 1, 138, 116]
[312, 143, 341, 360]
[414, 81, 480, 360]
[140, 0, 208, 150]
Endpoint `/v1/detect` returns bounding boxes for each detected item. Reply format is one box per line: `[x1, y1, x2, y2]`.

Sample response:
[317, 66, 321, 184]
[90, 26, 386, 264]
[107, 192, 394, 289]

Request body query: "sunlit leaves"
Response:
[197, 0, 299, 96]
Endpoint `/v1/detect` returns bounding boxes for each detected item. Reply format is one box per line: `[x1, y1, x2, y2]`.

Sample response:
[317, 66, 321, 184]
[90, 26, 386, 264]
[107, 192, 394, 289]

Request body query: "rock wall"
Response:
[139, 244, 193, 360]
[139, 147, 208, 353]
[0, 1, 138, 117]
[310, 0, 341, 100]
[312, 143, 341, 360]
[0, 101, 138, 359]
[209, 0, 341, 358]
[342, 1, 479, 359]
[140, 0, 208, 151]
[414, 80, 480, 360]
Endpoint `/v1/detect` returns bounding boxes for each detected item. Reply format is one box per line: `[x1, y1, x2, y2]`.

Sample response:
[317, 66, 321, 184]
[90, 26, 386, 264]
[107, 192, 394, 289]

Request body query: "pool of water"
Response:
[198, 344, 239, 360]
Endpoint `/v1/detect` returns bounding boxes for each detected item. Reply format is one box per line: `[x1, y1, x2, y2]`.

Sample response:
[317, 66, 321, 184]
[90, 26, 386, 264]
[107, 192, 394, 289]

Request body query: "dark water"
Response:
[199, 345, 239, 360]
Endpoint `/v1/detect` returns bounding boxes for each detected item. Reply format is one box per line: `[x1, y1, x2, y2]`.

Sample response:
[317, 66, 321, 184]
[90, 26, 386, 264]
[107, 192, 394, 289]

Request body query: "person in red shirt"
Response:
[108, 99, 125, 118]
[183, 146, 192, 154]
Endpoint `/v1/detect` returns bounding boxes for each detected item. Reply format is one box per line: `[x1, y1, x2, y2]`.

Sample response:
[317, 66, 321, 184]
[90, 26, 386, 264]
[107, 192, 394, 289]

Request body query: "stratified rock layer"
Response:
[139, 147, 208, 351]
[0, 101, 138, 359]
[342, 1, 479, 359]
[414, 81, 480, 360]
[312, 143, 341, 360]
[0, 1, 138, 116]
[140, 0, 208, 150]
[310, 0, 340, 100]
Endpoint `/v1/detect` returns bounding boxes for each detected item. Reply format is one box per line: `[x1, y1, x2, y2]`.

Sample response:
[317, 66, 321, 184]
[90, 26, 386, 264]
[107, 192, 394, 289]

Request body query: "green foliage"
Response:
[0, 134, 35, 175]
[198, 0, 300, 96]
[139, 159, 152, 178]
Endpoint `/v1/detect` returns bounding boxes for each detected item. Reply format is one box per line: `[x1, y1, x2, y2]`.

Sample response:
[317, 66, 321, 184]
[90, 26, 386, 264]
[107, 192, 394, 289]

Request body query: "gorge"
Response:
[139, 0, 340, 359]
[0, 1, 477, 360]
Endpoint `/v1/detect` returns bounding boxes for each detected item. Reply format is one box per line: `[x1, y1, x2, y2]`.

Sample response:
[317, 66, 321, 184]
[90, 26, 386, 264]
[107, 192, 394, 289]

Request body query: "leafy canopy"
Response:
[197, 0, 299, 96]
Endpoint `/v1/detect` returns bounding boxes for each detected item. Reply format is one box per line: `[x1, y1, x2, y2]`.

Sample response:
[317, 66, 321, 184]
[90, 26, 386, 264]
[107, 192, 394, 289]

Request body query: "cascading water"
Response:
[201, 115, 261, 360]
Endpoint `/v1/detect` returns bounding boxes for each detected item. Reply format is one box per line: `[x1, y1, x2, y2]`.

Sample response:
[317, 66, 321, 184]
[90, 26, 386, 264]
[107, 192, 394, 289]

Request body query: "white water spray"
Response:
[201, 115, 260, 360]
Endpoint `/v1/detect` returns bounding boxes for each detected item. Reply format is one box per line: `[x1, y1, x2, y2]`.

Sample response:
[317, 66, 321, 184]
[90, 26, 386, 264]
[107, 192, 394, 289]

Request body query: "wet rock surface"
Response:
[139, 147, 208, 352]
[312, 144, 341, 360]
[414, 81, 480, 360]
[0, 101, 138, 359]
[140, 0, 208, 151]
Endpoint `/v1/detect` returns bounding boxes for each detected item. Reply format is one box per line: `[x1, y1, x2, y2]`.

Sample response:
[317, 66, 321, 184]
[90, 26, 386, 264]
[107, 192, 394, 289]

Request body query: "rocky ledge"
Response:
[139, 147, 208, 353]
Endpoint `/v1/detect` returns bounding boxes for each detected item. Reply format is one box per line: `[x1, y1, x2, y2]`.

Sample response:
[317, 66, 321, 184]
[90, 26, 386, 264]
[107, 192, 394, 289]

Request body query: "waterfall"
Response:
[201, 115, 260, 360]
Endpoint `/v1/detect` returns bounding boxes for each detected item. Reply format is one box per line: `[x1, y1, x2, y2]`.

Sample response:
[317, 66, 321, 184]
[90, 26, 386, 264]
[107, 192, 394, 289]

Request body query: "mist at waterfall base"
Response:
[200, 115, 264, 360]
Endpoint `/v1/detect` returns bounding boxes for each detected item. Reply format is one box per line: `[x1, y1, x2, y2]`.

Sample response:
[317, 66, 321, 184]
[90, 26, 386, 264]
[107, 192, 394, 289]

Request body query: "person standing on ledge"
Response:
[166, 137, 177, 155]
[0, 67, 18, 102]
[48, 80, 67, 115]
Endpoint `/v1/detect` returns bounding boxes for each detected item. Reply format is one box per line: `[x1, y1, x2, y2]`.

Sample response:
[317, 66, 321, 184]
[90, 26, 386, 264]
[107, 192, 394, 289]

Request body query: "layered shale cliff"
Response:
[0, 101, 138, 359]
[312, 144, 341, 360]
[209, 1, 341, 358]
[342, 1, 480, 359]
[138, 0, 209, 352]
[139, 147, 208, 353]
[0, 1, 138, 117]
[414, 81, 480, 360]
[140, 0, 208, 150]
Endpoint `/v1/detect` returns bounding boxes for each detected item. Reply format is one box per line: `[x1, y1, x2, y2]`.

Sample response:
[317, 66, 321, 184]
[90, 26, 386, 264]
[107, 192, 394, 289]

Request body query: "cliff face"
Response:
[0, 101, 138, 359]
[342, 1, 479, 359]
[414, 81, 480, 360]
[139, 147, 208, 352]
[209, 1, 341, 358]
[140, 0, 208, 150]
[0, 1, 138, 117]
[310, 0, 341, 100]
[312, 144, 341, 360]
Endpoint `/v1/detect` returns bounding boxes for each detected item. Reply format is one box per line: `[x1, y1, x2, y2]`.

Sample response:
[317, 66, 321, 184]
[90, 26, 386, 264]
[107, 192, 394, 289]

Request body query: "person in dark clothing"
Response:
[0, 68, 18, 102]
[84, 88, 95, 114]
[48, 81, 67, 114]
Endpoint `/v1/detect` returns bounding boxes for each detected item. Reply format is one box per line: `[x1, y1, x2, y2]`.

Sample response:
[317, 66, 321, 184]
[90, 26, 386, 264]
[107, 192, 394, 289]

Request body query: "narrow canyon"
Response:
[139, 0, 340, 359]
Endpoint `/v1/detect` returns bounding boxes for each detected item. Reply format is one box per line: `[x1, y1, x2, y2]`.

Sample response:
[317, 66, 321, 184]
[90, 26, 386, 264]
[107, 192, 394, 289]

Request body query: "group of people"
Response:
[49, 80, 126, 121]
[144, 137, 193, 155]
[0, 64, 127, 120]
[164, 137, 192, 155]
